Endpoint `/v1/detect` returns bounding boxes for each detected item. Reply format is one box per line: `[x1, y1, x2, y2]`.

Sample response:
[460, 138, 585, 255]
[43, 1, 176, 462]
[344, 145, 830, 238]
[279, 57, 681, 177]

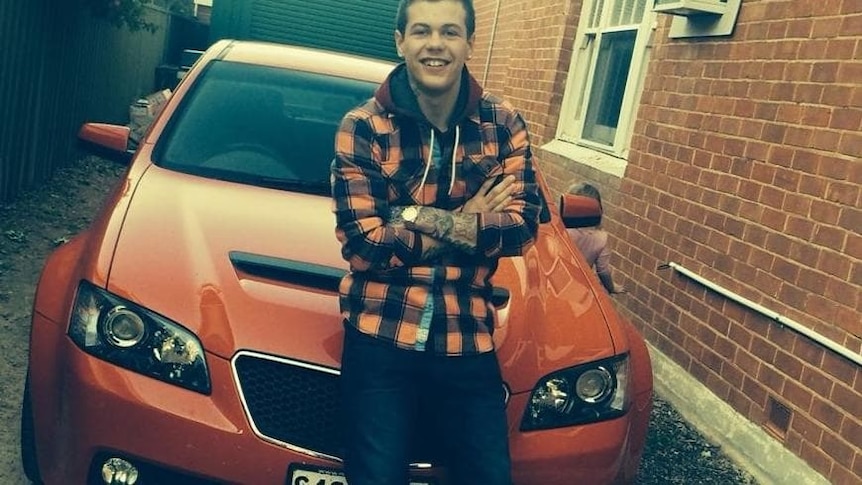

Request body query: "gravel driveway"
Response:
[0, 155, 757, 484]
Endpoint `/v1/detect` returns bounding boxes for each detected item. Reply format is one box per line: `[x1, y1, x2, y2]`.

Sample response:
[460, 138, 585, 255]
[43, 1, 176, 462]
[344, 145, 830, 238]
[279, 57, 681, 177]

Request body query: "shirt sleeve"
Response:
[330, 111, 424, 272]
[594, 231, 612, 276]
[475, 105, 541, 258]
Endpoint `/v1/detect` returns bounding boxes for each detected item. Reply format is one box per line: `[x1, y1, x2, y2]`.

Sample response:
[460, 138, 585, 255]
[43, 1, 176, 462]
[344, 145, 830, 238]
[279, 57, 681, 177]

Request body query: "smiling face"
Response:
[395, 0, 475, 99]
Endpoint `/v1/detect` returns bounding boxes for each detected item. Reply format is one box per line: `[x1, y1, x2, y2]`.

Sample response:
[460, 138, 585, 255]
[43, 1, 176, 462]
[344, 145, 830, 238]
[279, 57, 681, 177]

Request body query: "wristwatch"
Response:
[401, 205, 420, 223]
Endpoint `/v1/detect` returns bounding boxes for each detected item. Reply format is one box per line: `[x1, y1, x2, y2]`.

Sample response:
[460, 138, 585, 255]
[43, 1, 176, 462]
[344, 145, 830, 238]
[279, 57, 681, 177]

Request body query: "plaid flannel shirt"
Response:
[331, 69, 540, 355]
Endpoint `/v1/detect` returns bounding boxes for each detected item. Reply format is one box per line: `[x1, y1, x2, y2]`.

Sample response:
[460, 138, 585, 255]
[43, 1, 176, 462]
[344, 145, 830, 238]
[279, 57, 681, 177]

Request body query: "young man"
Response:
[330, 0, 541, 483]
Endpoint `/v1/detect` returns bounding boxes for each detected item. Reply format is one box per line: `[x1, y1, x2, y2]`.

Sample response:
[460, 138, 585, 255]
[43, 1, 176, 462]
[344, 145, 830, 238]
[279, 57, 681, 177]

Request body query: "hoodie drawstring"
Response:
[416, 125, 460, 201]
[450, 126, 459, 196]
[417, 129, 434, 199]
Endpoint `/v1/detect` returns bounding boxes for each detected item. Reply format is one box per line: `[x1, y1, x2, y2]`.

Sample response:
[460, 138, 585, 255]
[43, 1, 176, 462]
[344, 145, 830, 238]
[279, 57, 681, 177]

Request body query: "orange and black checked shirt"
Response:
[331, 70, 540, 356]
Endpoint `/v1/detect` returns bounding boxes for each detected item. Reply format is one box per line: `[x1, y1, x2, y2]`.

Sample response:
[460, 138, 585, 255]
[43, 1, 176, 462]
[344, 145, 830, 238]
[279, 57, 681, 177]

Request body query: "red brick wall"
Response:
[469, 0, 578, 147]
[471, 0, 862, 482]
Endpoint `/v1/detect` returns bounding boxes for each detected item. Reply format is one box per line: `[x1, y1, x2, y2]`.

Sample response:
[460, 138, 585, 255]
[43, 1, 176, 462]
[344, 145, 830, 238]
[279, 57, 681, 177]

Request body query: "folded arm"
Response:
[332, 107, 541, 271]
[388, 175, 517, 254]
[398, 110, 542, 259]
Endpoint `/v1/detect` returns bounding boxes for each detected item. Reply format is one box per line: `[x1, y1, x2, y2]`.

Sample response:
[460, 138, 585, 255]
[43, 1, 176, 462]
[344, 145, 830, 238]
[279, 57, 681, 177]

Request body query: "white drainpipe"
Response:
[666, 262, 861, 367]
[482, 0, 503, 86]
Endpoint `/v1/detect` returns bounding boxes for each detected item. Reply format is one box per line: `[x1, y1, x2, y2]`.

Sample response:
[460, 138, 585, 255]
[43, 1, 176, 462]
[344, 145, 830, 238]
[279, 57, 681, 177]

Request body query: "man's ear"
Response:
[467, 34, 476, 59]
[394, 30, 405, 57]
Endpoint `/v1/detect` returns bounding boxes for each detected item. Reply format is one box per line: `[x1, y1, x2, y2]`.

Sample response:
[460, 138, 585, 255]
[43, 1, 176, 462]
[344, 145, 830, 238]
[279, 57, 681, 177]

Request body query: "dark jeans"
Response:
[340, 325, 512, 485]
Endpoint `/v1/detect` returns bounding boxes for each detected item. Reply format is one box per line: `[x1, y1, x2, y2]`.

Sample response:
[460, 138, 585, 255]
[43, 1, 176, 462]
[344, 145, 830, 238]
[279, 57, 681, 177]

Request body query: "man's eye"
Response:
[444, 30, 461, 37]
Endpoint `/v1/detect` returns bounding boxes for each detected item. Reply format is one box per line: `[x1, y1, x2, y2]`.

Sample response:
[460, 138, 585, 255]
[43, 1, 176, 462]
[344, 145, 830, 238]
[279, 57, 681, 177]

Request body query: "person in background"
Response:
[567, 182, 626, 294]
[329, 0, 541, 484]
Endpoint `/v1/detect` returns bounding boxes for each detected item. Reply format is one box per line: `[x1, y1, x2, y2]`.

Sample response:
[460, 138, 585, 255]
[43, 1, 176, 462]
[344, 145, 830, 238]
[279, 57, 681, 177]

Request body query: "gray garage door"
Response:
[210, 0, 400, 62]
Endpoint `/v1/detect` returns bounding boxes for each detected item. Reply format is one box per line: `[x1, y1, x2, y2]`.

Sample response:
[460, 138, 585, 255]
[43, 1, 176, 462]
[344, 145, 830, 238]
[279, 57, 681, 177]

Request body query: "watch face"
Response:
[402, 206, 419, 223]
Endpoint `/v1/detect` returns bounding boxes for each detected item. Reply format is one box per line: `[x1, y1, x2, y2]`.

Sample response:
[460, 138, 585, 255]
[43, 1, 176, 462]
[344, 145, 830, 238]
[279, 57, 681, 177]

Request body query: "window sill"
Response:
[540, 139, 627, 178]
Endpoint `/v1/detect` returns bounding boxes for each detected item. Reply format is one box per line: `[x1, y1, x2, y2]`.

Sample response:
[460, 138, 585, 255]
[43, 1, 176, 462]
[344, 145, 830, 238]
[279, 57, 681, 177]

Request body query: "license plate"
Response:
[287, 464, 434, 485]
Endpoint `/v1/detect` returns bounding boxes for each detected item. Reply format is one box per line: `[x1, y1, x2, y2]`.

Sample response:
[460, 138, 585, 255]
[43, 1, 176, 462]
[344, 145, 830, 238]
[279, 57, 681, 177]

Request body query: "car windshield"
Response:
[155, 60, 378, 194]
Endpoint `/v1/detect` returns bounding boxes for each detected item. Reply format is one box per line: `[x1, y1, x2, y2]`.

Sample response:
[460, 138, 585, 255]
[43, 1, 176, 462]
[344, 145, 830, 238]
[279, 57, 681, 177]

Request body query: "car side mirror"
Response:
[77, 122, 134, 163]
[559, 193, 602, 228]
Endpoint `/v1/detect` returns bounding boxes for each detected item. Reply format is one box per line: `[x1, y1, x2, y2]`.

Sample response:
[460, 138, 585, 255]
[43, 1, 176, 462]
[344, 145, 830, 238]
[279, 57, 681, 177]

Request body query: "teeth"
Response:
[425, 60, 445, 67]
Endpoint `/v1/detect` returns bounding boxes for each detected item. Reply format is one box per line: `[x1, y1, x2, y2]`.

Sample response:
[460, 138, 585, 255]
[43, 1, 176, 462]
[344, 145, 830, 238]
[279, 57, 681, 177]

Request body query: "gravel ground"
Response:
[638, 396, 758, 484]
[0, 155, 758, 484]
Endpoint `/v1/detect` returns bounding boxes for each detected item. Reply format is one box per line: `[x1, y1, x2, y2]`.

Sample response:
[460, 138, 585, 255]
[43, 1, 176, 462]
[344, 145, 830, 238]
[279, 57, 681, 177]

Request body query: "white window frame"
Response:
[546, 0, 656, 176]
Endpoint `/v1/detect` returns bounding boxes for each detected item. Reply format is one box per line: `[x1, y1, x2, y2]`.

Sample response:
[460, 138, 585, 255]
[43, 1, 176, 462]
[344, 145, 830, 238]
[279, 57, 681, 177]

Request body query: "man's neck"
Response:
[412, 81, 461, 132]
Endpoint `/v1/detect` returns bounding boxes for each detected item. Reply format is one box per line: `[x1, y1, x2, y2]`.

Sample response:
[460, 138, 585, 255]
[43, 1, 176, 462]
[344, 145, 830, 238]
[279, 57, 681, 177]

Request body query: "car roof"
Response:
[212, 40, 396, 84]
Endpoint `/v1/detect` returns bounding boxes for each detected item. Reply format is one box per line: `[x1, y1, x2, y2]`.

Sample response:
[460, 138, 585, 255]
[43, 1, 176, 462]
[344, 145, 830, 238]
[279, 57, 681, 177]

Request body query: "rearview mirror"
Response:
[77, 123, 133, 163]
[559, 193, 602, 228]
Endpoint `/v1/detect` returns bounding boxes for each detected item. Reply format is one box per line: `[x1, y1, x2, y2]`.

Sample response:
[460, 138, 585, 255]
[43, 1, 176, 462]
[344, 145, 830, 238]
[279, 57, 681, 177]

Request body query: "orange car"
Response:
[22, 40, 652, 485]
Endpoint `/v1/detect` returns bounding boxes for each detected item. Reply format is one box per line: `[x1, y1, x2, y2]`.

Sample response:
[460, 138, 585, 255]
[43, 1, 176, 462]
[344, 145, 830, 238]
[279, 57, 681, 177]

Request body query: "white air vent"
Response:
[655, 0, 742, 38]
[653, 0, 728, 16]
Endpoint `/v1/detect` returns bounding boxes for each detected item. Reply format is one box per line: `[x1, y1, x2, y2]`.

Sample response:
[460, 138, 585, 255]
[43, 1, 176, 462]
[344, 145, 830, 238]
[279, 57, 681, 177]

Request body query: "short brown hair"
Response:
[395, 0, 476, 37]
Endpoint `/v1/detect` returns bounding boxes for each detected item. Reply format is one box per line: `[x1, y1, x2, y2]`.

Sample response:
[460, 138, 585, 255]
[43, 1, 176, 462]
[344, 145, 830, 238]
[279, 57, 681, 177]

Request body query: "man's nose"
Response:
[427, 31, 444, 48]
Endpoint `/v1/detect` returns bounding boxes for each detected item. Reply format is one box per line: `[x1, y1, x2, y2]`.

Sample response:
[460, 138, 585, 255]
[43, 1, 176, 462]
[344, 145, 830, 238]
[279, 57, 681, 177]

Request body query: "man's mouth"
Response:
[422, 59, 449, 67]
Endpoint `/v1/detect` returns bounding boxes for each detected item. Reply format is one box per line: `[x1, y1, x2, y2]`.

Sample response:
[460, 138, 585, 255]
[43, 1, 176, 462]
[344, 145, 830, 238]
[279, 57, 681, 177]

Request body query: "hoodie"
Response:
[331, 64, 541, 355]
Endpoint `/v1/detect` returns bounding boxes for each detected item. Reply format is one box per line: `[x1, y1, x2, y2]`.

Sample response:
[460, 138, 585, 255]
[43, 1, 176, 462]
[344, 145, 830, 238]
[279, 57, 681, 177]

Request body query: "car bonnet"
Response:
[107, 164, 348, 368]
[106, 164, 618, 392]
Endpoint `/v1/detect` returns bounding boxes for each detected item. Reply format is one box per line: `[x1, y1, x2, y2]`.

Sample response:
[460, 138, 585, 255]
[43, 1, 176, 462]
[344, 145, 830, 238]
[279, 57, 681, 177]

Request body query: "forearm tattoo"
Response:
[388, 205, 479, 255]
[387, 206, 451, 262]
[415, 207, 478, 254]
[421, 239, 450, 261]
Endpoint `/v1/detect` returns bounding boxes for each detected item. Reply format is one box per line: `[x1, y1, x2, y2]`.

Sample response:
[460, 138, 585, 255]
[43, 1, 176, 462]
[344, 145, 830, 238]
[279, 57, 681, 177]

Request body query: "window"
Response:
[555, 0, 655, 160]
[156, 61, 376, 194]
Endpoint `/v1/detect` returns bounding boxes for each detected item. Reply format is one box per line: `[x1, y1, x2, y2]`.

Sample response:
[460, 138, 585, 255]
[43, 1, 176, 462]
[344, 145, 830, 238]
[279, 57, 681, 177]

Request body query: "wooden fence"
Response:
[0, 2, 171, 203]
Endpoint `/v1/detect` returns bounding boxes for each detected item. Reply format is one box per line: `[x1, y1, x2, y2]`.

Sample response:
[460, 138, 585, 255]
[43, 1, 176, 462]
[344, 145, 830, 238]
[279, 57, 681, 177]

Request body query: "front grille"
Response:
[233, 352, 441, 464]
[234, 353, 342, 458]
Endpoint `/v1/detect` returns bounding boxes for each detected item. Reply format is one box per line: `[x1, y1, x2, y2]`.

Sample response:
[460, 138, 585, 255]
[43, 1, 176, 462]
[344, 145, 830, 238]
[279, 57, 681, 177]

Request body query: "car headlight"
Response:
[521, 354, 629, 431]
[68, 280, 211, 394]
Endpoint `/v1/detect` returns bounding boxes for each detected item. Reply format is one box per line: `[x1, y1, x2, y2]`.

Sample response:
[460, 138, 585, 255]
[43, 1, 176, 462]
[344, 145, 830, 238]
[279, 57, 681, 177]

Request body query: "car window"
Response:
[154, 59, 555, 219]
[155, 61, 377, 194]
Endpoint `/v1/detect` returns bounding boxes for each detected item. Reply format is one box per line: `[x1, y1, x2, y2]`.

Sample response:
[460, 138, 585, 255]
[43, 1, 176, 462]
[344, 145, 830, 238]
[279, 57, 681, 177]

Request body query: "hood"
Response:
[106, 165, 616, 392]
[107, 165, 349, 368]
[374, 63, 484, 129]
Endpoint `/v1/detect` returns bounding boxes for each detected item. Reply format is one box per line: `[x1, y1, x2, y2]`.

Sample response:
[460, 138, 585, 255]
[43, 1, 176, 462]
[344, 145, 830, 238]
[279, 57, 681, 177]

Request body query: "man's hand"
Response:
[388, 174, 514, 226]
[461, 175, 516, 214]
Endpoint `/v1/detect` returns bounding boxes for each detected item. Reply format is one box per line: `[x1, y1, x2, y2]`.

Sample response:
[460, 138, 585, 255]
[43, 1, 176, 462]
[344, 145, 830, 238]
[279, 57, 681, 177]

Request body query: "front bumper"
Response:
[29, 312, 635, 484]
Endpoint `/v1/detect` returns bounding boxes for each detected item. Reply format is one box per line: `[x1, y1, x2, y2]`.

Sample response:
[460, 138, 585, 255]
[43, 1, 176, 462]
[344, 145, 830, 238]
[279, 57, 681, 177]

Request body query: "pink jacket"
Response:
[567, 227, 611, 277]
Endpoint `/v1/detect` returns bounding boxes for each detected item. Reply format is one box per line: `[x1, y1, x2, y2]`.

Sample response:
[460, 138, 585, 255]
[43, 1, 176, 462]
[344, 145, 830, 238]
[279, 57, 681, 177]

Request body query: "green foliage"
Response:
[84, 0, 194, 33]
